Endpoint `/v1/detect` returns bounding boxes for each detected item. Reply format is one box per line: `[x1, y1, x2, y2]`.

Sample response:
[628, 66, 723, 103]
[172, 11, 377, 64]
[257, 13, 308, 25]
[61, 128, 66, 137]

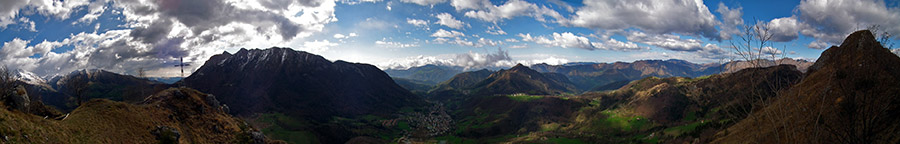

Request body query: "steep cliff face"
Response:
[182, 47, 425, 118]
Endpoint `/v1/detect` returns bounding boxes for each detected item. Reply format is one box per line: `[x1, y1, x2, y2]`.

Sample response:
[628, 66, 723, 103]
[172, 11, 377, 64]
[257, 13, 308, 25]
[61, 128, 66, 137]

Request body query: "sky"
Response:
[0, 0, 899, 78]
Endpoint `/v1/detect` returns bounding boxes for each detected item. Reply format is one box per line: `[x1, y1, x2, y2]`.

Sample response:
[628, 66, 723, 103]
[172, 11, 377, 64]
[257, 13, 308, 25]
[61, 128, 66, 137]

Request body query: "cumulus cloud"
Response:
[463, 0, 563, 23]
[382, 48, 513, 70]
[485, 25, 506, 35]
[376, 39, 419, 48]
[450, 0, 490, 11]
[406, 18, 429, 27]
[0, 0, 339, 77]
[593, 38, 649, 51]
[0, 0, 94, 29]
[626, 31, 704, 51]
[561, 0, 722, 40]
[795, 0, 900, 45]
[434, 13, 468, 29]
[431, 29, 465, 37]
[477, 38, 502, 47]
[333, 33, 358, 39]
[518, 32, 594, 50]
[807, 41, 831, 49]
[519, 32, 647, 51]
[760, 46, 783, 55]
[400, 0, 447, 6]
[626, 44, 732, 63]
[716, 3, 744, 40]
[766, 17, 805, 42]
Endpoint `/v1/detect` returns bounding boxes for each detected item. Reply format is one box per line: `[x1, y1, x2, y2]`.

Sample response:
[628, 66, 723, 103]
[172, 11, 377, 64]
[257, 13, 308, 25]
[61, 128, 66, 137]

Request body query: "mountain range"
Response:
[1, 30, 896, 143]
[179, 47, 426, 143]
[391, 58, 813, 93]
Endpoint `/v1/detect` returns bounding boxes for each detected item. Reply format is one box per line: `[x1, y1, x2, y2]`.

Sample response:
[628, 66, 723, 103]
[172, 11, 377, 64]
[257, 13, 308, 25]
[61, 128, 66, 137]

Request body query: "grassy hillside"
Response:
[0, 88, 281, 143]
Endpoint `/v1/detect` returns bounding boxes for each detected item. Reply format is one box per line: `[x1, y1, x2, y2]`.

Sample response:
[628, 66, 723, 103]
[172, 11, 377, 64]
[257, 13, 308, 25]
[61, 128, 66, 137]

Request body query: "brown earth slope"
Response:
[714, 30, 900, 143]
[0, 87, 280, 143]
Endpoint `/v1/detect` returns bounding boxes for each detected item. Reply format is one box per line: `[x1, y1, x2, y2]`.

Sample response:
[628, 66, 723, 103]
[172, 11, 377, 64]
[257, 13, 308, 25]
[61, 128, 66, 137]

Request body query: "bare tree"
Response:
[867, 25, 896, 49]
[724, 18, 797, 142]
[0, 66, 14, 105]
[730, 18, 779, 68]
[66, 75, 89, 106]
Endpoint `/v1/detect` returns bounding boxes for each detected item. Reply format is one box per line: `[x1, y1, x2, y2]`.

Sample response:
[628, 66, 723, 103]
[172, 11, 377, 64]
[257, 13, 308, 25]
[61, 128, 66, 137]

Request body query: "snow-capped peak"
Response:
[14, 69, 47, 86]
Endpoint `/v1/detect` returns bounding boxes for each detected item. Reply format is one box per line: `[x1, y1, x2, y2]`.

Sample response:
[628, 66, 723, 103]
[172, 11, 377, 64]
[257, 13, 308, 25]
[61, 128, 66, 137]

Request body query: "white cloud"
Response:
[406, 18, 429, 27]
[376, 39, 419, 48]
[0, 0, 94, 29]
[477, 38, 502, 47]
[339, 0, 383, 5]
[509, 44, 527, 48]
[333, 33, 358, 39]
[561, 0, 721, 40]
[431, 29, 465, 37]
[299, 40, 338, 54]
[504, 38, 519, 42]
[381, 48, 513, 70]
[625, 44, 732, 63]
[463, 0, 563, 23]
[518, 32, 646, 51]
[485, 25, 506, 35]
[74, 1, 108, 24]
[450, 0, 490, 11]
[518, 32, 594, 50]
[716, 2, 743, 40]
[760, 46, 783, 55]
[807, 41, 831, 49]
[793, 0, 900, 45]
[626, 31, 704, 51]
[512, 54, 571, 65]
[0, 38, 34, 59]
[548, 0, 575, 13]
[593, 38, 648, 51]
[386, 1, 393, 10]
[767, 17, 805, 42]
[18, 17, 36, 32]
[1, 0, 340, 77]
[357, 17, 391, 30]
[400, 0, 447, 6]
[434, 13, 468, 29]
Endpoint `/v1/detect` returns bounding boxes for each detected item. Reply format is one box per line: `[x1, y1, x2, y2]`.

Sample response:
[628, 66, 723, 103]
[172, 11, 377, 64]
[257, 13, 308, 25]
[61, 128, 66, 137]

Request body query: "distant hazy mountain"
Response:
[530, 58, 812, 91]
[530, 59, 718, 91]
[719, 58, 814, 73]
[384, 64, 463, 85]
[180, 47, 425, 143]
[391, 77, 433, 95]
[42, 69, 169, 111]
[146, 77, 183, 84]
[469, 64, 578, 96]
[427, 64, 577, 100]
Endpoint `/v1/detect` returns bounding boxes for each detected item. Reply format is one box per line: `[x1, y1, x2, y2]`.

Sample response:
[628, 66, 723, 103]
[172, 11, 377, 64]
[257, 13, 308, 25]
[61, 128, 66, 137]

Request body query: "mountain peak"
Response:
[510, 63, 528, 70]
[808, 30, 895, 73]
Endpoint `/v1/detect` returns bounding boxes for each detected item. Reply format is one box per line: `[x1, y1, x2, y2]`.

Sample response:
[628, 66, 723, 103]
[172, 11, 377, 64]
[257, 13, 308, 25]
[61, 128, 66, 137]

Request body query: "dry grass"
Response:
[0, 88, 278, 143]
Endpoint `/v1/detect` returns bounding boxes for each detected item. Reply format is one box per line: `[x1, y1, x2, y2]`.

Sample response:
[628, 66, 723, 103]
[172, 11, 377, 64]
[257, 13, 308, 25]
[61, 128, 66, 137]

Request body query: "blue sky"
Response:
[0, 0, 899, 78]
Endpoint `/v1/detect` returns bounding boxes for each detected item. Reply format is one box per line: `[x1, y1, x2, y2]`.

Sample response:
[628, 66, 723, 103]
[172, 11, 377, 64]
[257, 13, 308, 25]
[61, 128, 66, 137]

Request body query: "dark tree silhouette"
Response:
[0, 66, 14, 104]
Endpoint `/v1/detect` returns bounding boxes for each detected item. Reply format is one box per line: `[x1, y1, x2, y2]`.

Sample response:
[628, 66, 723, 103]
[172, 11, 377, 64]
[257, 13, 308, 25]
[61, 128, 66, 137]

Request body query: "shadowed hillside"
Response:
[180, 47, 426, 143]
[715, 30, 900, 143]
